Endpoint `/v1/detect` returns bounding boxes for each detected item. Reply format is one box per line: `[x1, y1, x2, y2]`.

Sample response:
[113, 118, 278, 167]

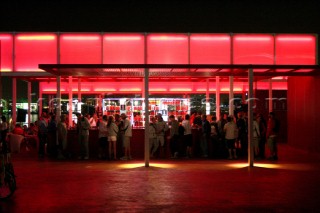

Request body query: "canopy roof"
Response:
[39, 64, 320, 78]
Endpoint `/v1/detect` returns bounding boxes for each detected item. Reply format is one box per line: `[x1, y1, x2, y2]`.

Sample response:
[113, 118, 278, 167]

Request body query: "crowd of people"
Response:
[0, 110, 280, 161]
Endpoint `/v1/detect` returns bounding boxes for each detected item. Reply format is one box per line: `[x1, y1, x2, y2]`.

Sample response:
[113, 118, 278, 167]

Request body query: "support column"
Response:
[27, 81, 31, 126]
[68, 76, 73, 128]
[248, 68, 254, 167]
[269, 79, 273, 112]
[39, 90, 43, 117]
[78, 78, 81, 102]
[216, 76, 220, 120]
[229, 76, 234, 116]
[12, 78, 17, 125]
[144, 69, 150, 167]
[206, 79, 210, 115]
[56, 76, 61, 124]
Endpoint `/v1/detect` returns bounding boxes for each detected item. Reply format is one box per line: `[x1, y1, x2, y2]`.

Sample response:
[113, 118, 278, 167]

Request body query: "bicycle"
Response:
[0, 146, 16, 199]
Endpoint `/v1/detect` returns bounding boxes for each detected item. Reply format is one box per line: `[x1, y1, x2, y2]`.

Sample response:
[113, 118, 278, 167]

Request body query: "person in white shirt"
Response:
[120, 113, 132, 160]
[182, 114, 193, 158]
[224, 116, 238, 160]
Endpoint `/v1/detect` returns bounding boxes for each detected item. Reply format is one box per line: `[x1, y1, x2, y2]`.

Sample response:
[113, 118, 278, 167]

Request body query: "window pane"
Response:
[15, 33, 57, 71]
[147, 34, 188, 64]
[60, 33, 102, 64]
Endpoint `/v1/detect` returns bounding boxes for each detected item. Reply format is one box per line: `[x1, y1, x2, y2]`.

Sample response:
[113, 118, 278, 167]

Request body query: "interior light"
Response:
[43, 89, 66, 92]
[119, 88, 141, 92]
[94, 88, 117, 92]
[118, 163, 175, 169]
[191, 36, 230, 41]
[277, 37, 313, 41]
[62, 36, 100, 40]
[235, 37, 272, 41]
[149, 36, 187, 41]
[105, 36, 142, 41]
[17, 35, 56, 41]
[0, 36, 12, 40]
[150, 88, 167, 92]
[0, 68, 12, 72]
[170, 88, 192, 92]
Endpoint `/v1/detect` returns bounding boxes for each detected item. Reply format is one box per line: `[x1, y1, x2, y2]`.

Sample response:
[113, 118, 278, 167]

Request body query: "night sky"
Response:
[1, 0, 320, 33]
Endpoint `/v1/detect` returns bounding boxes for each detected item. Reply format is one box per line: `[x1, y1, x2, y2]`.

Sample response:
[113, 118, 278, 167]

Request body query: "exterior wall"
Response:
[287, 76, 320, 152]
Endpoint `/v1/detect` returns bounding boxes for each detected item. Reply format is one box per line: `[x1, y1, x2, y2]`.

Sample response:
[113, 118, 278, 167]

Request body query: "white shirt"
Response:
[182, 120, 192, 135]
[123, 118, 132, 137]
[253, 120, 260, 138]
[98, 120, 108, 138]
[224, 121, 237, 140]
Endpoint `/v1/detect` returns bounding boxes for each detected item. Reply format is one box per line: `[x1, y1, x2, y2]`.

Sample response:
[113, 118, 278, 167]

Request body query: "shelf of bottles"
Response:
[102, 98, 190, 128]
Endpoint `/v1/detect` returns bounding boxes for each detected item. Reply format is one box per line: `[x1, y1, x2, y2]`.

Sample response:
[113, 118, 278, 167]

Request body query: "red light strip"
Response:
[104, 36, 142, 41]
[191, 36, 230, 41]
[62, 36, 100, 40]
[149, 36, 187, 41]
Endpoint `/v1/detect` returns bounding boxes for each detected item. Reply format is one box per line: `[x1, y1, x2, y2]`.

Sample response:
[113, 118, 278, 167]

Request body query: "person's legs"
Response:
[112, 140, 117, 159]
[108, 140, 112, 159]
[151, 137, 160, 157]
[200, 134, 208, 157]
[83, 135, 89, 159]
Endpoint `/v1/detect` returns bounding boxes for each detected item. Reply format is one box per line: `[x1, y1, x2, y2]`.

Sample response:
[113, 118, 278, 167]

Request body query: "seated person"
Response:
[12, 124, 25, 136]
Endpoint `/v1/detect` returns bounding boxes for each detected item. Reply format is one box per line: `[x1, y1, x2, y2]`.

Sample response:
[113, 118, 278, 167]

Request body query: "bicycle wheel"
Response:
[0, 171, 16, 199]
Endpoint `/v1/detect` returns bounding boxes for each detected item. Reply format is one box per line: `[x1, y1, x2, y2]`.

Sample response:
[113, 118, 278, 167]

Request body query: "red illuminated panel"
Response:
[103, 34, 144, 64]
[233, 34, 274, 64]
[0, 34, 13, 72]
[60, 34, 102, 64]
[15, 33, 57, 71]
[190, 34, 231, 64]
[275, 34, 316, 65]
[147, 34, 188, 64]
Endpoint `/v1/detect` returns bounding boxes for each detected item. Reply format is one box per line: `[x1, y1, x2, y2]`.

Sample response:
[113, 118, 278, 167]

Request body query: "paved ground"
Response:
[1, 144, 320, 213]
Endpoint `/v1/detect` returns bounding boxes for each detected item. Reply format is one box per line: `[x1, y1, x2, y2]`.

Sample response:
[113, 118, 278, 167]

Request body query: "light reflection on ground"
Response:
[118, 162, 176, 169]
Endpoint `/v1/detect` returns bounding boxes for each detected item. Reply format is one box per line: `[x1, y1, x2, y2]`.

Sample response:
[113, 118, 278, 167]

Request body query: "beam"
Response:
[248, 68, 254, 167]
[144, 69, 150, 167]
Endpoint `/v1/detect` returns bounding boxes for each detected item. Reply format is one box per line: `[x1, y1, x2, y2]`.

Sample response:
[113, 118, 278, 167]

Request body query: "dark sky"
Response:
[1, 0, 320, 33]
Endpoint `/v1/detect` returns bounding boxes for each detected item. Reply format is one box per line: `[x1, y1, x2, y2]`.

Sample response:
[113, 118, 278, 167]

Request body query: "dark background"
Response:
[0, 0, 319, 33]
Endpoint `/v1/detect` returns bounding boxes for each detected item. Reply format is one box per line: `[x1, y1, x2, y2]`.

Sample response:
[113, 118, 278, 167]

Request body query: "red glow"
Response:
[190, 34, 231, 64]
[0, 34, 13, 72]
[60, 33, 101, 64]
[15, 33, 57, 71]
[103, 34, 144, 64]
[147, 34, 188, 64]
[233, 34, 274, 64]
[275, 34, 316, 65]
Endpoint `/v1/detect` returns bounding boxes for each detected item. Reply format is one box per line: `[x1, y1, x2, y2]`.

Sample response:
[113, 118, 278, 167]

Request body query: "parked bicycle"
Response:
[0, 148, 16, 199]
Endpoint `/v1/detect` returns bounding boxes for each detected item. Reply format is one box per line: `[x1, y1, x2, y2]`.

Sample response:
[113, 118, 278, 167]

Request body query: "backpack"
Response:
[273, 119, 280, 134]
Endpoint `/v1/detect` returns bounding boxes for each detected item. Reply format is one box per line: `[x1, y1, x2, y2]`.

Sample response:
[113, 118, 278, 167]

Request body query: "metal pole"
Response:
[248, 68, 254, 167]
[12, 78, 17, 125]
[229, 76, 234, 116]
[144, 68, 150, 167]
[56, 76, 61, 123]
[68, 76, 73, 128]
[216, 76, 220, 120]
[27, 81, 31, 126]
[78, 78, 81, 102]
[269, 79, 273, 112]
[206, 79, 210, 115]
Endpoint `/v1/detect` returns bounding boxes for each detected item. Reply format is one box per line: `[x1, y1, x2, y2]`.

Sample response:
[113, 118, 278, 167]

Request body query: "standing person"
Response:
[98, 115, 108, 160]
[169, 115, 179, 158]
[114, 114, 123, 158]
[77, 113, 90, 160]
[210, 116, 219, 158]
[253, 113, 260, 159]
[153, 113, 168, 158]
[200, 114, 211, 158]
[182, 114, 193, 158]
[224, 116, 238, 160]
[89, 113, 98, 128]
[107, 116, 118, 160]
[257, 113, 267, 159]
[57, 114, 68, 159]
[217, 113, 228, 141]
[38, 112, 48, 158]
[149, 117, 157, 155]
[0, 116, 9, 153]
[47, 114, 57, 157]
[120, 113, 132, 160]
[267, 112, 280, 161]
[237, 111, 248, 157]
